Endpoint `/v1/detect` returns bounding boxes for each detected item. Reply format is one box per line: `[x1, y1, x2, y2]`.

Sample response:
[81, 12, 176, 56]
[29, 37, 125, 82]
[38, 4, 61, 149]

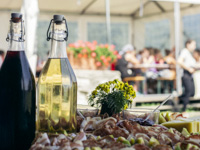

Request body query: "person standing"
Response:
[178, 40, 196, 111]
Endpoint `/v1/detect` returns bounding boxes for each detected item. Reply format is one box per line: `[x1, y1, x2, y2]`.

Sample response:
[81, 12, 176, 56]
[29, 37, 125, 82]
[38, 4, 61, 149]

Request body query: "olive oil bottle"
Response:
[37, 15, 77, 133]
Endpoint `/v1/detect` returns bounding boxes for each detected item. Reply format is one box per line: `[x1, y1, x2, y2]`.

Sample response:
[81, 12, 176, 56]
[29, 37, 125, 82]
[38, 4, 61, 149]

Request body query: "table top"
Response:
[127, 63, 175, 69]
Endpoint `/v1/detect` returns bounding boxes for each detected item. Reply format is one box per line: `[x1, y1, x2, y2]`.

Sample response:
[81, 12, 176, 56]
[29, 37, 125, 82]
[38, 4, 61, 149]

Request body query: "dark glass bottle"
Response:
[37, 15, 77, 134]
[0, 13, 36, 150]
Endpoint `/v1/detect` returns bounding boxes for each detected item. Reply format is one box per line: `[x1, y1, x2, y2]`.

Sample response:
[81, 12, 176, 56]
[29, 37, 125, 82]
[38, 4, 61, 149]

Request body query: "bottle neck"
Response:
[49, 23, 67, 58]
[8, 21, 25, 51]
[49, 38, 67, 58]
[9, 40, 24, 51]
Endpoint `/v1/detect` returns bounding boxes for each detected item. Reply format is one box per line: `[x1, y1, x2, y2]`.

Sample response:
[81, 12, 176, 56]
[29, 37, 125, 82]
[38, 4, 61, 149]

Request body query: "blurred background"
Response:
[1, 0, 200, 115]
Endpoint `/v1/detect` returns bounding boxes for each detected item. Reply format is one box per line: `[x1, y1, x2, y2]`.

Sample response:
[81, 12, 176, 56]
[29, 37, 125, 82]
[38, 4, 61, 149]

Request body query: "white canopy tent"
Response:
[0, 0, 199, 16]
[1, 0, 200, 51]
[1, 0, 200, 97]
[21, 0, 39, 76]
[1, 0, 200, 50]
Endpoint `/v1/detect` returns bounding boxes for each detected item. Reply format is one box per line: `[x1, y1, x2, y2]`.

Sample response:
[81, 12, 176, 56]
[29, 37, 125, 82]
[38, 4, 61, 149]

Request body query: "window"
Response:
[37, 21, 50, 58]
[183, 14, 200, 48]
[67, 22, 78, 45]
[87, 22, 129, 51]
[145, 19, 170, 52]
[36, 21, 78, 58]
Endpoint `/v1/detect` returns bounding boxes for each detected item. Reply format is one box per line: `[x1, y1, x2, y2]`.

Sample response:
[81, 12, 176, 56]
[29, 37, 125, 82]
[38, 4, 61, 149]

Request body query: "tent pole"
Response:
[105, 0, 111, 45]
[21, 0, 39, 76]
[174, 2, 182, 96]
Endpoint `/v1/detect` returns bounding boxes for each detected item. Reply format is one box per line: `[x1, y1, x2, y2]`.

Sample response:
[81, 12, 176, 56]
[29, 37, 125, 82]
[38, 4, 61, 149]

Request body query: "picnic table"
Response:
[125, 63, 176, 94]
[127, 63, 175, 69]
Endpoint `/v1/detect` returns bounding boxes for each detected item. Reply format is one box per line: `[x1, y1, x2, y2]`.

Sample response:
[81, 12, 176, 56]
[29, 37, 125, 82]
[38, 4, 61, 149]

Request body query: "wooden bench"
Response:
[156, 77, 175, 94]
[123, 76, 146, 82]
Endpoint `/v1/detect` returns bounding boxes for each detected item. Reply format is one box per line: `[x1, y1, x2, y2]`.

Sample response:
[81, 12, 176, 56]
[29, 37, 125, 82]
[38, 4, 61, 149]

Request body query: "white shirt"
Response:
[179, 48, 196, 68]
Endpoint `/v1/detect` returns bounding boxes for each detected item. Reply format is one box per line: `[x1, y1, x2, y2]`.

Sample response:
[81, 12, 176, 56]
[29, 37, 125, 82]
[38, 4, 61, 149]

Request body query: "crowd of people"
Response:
[115, 44, 177, 94]
[116, 40, 200, 111]
[116, 45, 178, 79]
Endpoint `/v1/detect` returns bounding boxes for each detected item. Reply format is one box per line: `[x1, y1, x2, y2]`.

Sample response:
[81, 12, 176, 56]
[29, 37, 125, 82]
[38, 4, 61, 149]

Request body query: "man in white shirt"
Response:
[178, 40, 196, 111]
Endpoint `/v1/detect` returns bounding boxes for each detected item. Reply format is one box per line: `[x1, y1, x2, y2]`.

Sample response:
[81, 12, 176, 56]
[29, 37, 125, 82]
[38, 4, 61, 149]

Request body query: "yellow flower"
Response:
[128, 99, 133, 103]
[89, 79, 136, 111]
[109, 81, 113, 85]
[125, 82, 129, 87]
[124, 104, 128, 110]
[114, 84, 120, 89]
[92, 90, 97, 95]
[117, 82, 121, 87]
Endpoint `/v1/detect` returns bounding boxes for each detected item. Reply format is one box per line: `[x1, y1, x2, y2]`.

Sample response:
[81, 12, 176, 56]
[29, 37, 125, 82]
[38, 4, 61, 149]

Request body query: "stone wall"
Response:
[74, 69, 121, 105]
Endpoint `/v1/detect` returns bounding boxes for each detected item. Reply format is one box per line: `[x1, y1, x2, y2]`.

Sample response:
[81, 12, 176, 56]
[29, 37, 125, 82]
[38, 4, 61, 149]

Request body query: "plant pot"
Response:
[81, 57, 89, 69]
[97, 66, 108, 70]
[72, 57, 81, 69]
[89, 57, 97, 70]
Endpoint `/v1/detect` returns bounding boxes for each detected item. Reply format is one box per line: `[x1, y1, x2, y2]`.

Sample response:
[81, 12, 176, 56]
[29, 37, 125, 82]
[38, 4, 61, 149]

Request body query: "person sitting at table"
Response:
[193, 49, 200, 63]
[158, 49, 176, 93]
[116, 44, 140, 80]
[140, 48, 156, 77]
[154, 49, 164, 64]
[160, 49, 176, 79]
[178, 39, 196, 112]
[140, 48, 155, 64]
[136, 50, 143, 62]
[139, 48, 158, 93]
[140, 48, 159, 80]
[164, 49, 176, 65]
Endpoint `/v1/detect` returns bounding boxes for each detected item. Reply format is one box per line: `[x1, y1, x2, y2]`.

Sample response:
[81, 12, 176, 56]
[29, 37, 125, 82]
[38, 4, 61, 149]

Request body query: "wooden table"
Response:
[126, 63, 176, 94]
[127, 63, 175, 69]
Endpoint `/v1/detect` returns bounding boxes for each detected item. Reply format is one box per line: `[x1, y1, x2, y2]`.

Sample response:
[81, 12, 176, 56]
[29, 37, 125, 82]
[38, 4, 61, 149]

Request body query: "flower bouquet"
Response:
[67, 41, 120, 70]
[88, 79, 136, 116]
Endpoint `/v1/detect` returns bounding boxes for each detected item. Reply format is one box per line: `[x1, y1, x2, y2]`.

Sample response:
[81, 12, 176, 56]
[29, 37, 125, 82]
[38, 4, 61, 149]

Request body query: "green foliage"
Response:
[106, 91, 127, 114]
[67, 41, 118, 67]
[93, 90, 128, 114]
[95, 46, 116, 65]
[88, 79, 136, 115]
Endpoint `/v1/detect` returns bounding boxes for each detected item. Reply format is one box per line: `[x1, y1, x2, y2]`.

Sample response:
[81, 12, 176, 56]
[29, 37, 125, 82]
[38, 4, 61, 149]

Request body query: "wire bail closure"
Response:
[46, 18, 68, 42]
[6, 19, 25, 42]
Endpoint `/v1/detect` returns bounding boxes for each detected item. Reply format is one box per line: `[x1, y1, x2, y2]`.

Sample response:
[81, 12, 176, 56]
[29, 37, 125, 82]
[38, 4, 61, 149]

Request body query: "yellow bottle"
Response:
[37, 15, 77, 133]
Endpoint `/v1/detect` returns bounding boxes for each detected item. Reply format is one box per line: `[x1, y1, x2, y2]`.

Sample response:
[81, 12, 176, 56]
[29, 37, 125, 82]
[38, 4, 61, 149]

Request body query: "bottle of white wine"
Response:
[37, 15, 77, 133]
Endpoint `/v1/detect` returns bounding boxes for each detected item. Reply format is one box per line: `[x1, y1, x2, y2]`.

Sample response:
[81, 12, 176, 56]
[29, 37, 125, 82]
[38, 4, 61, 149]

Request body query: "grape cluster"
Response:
[129, 118, 155, 126]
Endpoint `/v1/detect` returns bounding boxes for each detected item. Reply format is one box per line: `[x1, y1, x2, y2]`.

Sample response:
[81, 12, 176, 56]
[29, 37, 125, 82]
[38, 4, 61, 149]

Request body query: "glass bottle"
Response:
[0, 13, 36, 149]
[37, 15, 77, 133]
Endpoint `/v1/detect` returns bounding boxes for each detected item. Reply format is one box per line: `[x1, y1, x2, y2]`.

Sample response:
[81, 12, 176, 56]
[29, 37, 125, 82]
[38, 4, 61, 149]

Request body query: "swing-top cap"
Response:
[11, 13, 22, 23]
[53, 15, 64, 24]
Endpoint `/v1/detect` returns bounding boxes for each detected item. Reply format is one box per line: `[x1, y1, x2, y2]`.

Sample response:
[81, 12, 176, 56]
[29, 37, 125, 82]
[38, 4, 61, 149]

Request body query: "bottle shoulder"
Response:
[0, 51, 35, 84]
[38, 58, 77, 85]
